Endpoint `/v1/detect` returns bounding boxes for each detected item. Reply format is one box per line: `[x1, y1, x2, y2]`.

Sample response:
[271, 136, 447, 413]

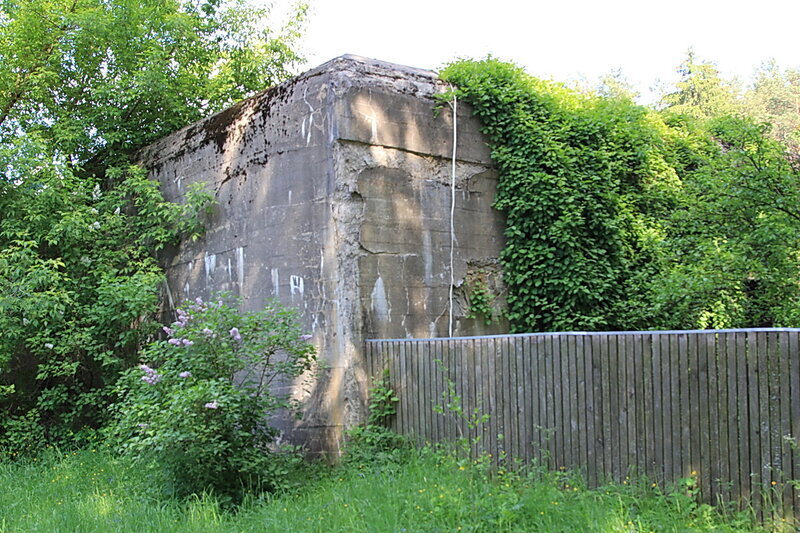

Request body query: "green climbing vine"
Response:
[441, 58, 686, 332]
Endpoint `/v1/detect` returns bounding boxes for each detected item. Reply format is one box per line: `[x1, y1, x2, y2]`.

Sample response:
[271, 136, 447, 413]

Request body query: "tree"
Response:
[0, 0, 307, 450]
[660, 50, 742, 121]
[743, 60, 800, 156]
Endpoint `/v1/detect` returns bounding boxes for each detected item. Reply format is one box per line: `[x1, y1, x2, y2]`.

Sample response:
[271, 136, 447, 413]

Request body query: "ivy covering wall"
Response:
[442, 58, 800, 333]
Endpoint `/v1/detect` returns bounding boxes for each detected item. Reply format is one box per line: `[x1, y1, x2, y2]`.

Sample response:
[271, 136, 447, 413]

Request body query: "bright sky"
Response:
[298, 0, 800, 104]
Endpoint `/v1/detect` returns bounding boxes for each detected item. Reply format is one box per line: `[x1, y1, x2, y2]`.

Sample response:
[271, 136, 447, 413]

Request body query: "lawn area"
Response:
[0, 446, 781, 532]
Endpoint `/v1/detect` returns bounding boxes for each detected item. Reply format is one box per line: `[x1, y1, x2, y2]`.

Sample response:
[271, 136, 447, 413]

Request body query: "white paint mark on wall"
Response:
[204, 253, 216, 281]
[290, 275, 304, 297]
[371, 274, 390, 322]
[423, 230, 433, 284]
[236, 247, 245, 285]
[271, 268, 280, 297]
[303, 87, 315, 146]
[288, 189, 292, 205]
[174, 175, 183, 190]
[226, 258, 232, 279]
[183, 282, 190, 295]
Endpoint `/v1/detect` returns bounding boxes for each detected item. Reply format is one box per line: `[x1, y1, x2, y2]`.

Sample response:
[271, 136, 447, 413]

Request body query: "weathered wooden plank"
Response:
[567, 334, 579, 471]
[778, 331, 792, 518]
[736, 331, 752, 504]
[706, 332, 720, 505]
[633, 333, 645, 477]
[756, 331, 770, 514]
[623, 334, 636, 478]
[503, 337, 516, 463]
[677, 332, 690, 479]
[536, 334, 549, 466]
[747, 332, 762, 514]
[430, 339, 442, 444]
[515, 335, 528, 464]
[711, 333, 731, 503]
[688, 333, 701, 487]
[599, 334, 612, 481]
[484, 339, 496, 464]
[550, 335, 564, 470]
[578, 334, 588, 474]
[524, 336, 534, 461]
[642, 334, 655, 481]
[466, 338, 478, 455]
[589, 334, 603, 486]
[698, 332, 719, 501]
[608, 335, 628, 481]
[580, 334, 596, 486]
[767, 331, 783, 517]
[544, 335, 556, 469]
[397, 341, 408, 436]
[720, 332, 735, 507]
[479, 338, 491, 455]
[651, 333, 665, 484]
[790, 331, 800, 516]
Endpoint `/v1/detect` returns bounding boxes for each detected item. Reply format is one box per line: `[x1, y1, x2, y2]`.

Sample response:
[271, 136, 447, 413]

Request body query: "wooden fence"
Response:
[365, 329, 800, 517]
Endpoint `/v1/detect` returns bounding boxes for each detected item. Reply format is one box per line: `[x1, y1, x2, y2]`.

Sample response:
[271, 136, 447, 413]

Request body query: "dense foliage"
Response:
[442, 58, 800, 332]
[107, 296, 315, 502]
[0, 0, 307, 449]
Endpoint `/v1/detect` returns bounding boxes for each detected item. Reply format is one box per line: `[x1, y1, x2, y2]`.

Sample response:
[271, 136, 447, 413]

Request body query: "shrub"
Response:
[106, 296, 316, 502]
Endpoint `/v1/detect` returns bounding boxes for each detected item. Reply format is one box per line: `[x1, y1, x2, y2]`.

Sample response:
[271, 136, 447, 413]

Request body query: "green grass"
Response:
[0, 446, 783, 532]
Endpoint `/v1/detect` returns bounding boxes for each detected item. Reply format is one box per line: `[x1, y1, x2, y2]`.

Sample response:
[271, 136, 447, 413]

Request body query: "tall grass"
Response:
[0, 446, 782, 532]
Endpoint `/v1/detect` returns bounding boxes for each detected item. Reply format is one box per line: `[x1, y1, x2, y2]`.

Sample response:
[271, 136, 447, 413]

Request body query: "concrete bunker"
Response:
[139, 55, 508, 454]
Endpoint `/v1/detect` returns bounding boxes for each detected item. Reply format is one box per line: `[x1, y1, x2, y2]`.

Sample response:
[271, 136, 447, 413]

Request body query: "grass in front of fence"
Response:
[0, 445, 783, 532]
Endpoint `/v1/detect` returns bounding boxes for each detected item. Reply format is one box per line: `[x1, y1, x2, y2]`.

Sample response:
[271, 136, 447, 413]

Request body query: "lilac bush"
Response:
[106, 295, 316, 502]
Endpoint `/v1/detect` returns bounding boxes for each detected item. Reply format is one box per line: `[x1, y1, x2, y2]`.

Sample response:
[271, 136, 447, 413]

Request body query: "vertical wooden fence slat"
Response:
[590, 334, 603, 486]
[521, 336, 534, 465]
[608, 334, 622, 481]
[736, 331, 752, 505]
[719, 333, 733, 507]
[624, 334, 636, 477]
[790, 332, 800, 516]
[643, 334, 655, 480]
[778, 331, 792, 518]
[689, 333, 701, 483]
[599, 334, 612, 481]
[651, 333, 665, 484]
[514, 336, 526, 465]
[768, 331, 782, 520]
[567, 334, 579, 471]
[756, 331, 770, 517]
[633, 333, 645, 477]
[697, 332, 711, 502]
[722, 333, 736, 507]
[582, 335, 596, 486]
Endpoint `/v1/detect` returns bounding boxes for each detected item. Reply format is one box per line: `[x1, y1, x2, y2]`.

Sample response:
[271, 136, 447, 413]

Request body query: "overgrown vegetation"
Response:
[441, 56, 800, 332]
[105, 296, 315, 503]
[0, 0, 307, 448]
[0, 443, 780, 532]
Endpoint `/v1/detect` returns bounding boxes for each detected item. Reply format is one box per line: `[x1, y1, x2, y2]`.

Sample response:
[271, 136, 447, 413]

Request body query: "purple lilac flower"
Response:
[174, 308, 191, 328]
[140, 365, 161, 385]
[202, 328, 214, 337]
[181, 338, 194, 346]
[179, 371, 191, 378]
[168, 338, 183, 346]
[229, 327, 242, 341]
[204, 401, 219, 409]
[162, 326, 174, 336]
[300, 334, 313, 342]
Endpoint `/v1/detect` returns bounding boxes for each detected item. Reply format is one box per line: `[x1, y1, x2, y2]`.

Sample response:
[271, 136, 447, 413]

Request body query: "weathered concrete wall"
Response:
[139, 55, 507, 454]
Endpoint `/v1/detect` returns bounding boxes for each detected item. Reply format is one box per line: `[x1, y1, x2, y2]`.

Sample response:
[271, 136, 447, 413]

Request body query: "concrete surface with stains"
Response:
[138, 55, 508, 455]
